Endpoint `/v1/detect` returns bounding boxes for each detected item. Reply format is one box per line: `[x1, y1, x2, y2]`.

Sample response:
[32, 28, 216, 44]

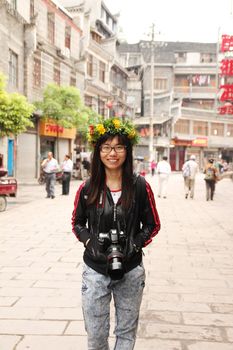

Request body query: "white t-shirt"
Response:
[111, 190, 121, 204]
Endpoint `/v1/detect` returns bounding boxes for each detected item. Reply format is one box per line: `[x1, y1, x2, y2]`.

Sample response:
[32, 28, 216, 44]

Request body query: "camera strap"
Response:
[96, 190, 104, 233]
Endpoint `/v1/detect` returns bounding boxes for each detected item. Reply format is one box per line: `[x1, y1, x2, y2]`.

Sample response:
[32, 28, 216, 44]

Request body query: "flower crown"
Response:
[87, 118, 139, 145]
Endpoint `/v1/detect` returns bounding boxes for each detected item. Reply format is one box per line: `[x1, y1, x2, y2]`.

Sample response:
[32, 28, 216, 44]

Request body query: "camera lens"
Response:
[109, 258, 124, 280]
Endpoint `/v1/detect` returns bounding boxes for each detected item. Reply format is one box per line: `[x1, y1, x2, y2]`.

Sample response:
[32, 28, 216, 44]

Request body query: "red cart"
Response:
[0, 168, 17, 212]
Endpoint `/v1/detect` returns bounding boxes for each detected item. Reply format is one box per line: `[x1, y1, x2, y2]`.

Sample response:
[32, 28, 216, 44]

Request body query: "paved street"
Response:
[0, 173, 233, 350]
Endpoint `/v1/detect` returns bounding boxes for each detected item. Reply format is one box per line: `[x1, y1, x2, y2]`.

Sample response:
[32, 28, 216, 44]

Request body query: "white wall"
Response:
[17, 133, 37, 179]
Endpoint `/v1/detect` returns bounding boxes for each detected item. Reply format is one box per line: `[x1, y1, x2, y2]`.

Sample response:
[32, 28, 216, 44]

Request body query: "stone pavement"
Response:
[0, 173, 233, 350]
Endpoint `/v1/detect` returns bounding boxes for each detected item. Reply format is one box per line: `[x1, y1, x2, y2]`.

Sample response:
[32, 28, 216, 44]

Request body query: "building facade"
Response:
[0, 0, 84, 179]
[119, 40, 233, 170]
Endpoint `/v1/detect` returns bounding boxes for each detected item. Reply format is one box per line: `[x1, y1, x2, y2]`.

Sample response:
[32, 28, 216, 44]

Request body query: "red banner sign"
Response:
[220, 59, 233, 76]
[221, 35, 233, 52]
[219, 84, 233, 101]
[218, 35, 233, 114]
[218, 104, 233, 115]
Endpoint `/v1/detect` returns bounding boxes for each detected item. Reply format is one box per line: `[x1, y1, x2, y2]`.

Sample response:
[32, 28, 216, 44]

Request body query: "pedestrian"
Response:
[156, 155, 171, 198]
[82, 157, 91, 179]
[150, 159, 157, 176]
[204, 158, 219, 201]
[41, 151, 59, 199]
[72, 117, 161, 350]
[61, 154, 73, 195]
[182, 154, 198, 199]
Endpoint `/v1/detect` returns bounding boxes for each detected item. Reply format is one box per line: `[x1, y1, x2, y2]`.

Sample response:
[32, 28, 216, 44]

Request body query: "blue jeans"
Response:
[81, 263, 145, 350]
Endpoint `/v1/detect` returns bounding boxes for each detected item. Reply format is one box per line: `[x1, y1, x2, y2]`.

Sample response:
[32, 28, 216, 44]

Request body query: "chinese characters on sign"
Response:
[218, 35, 233, 115]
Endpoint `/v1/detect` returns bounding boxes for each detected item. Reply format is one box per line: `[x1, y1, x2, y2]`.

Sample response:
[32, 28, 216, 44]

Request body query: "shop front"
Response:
[39, 119, 76, 164]
[17, 119, 76, 181]
[170, 137, 208, 170]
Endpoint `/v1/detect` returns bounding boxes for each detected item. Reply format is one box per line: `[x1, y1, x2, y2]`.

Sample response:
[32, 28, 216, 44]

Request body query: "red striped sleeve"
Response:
[144, 181, 161, 246]
[71, 181, 86, 239]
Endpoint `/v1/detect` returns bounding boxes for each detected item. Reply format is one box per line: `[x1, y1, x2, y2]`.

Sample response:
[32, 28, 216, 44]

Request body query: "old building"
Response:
[0, 0, 83, 179]
[0, 0, 27, 176]
[61, 0, 131, 119]
[119, 40, 233, 170]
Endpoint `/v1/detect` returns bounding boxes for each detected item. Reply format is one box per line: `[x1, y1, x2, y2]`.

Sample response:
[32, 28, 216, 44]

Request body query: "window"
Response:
[70, 75, 76, 87]
[54, 61, 60, 85]
[30, 0, 34, 17]
[99, 61, 105, 82]
[65, 25, 71, 49]
[154, 78, 167, 91]
[48, 12, 55, 44]
[33, 54, 41, 87]
[226, 124, 233, 136]
[9, 49, 18, 87]
[98, 99, 105, 116]
[87, 55, 93, 77]
[129, 55, 139, 66]
[174, 119, 189, 134]
[175, 52, 187, 63]
[85, 96, 92, 107]
[10, 0, 16, 10]
[211, 123, 224, 136]
[91, 31, 102, 44]
[200, 53, 216, 63]
[193, 121, 208, 136]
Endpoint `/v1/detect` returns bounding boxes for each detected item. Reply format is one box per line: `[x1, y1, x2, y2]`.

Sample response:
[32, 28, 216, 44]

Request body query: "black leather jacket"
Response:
[72, 175, 160, 275]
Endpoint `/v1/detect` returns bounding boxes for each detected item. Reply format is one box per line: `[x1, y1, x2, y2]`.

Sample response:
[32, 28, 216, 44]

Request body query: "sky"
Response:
[104, 0, 233, 43]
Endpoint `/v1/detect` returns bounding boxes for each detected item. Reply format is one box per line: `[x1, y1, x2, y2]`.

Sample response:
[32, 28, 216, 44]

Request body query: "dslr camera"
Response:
[98, 229, 126, 280]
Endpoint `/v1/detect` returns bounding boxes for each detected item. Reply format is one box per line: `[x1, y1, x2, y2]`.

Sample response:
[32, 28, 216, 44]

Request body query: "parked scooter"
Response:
[38, 168, 63, 185]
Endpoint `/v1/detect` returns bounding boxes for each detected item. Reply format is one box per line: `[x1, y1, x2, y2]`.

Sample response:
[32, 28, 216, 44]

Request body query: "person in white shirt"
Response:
[41, 151, 59, 199]
[182, 154, 198, 199]
[156, 156, 171, 198]
[61, 154, 73, 195]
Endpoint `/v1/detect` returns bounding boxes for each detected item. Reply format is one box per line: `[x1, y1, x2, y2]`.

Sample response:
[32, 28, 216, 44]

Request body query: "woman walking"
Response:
[204, 158, 219, 201]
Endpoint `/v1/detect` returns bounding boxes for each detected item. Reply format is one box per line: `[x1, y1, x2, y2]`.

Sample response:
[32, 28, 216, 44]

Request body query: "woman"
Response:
[204, 158, 219, 201]
[72, 118, 160, 350]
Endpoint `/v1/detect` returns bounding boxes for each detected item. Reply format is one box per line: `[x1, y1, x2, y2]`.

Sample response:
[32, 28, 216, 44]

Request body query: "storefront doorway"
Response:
[40, 137, 55, 160]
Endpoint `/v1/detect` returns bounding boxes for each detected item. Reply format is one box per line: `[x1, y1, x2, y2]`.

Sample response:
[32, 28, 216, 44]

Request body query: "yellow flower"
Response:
[128, 130, 136, 138]
[87, 134, 92, 142]
[112, 119, 121, 129]
[96, 124, 106, 135]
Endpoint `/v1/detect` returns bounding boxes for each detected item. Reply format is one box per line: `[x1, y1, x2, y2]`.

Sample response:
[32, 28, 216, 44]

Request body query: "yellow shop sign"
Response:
[39, 120, 76, 139]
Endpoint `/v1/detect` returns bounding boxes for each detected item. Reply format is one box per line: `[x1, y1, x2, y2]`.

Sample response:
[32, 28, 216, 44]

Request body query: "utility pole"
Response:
[149, 23, 155, 162]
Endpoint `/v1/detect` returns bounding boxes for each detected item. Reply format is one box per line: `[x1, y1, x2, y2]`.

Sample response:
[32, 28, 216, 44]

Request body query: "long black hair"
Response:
[86, 133, 134, 210]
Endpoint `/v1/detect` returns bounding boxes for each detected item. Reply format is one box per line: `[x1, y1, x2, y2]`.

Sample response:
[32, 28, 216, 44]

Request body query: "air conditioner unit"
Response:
[57, 47, 70, 59]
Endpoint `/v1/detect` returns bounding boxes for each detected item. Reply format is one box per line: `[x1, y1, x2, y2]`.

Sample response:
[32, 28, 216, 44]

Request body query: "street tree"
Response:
[35, 83, 89, 160]
[0, 72, 35, 136]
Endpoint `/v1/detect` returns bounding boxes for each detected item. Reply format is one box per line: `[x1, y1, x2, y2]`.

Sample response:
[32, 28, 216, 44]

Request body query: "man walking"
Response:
[41, 151, 59, 199]
[61, 154, 73, 195]
[156, 156, 171, 198]
[182, 154, 198, 199]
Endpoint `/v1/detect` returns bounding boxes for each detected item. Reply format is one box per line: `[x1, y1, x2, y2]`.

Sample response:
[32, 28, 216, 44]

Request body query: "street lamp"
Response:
[141, 25, 167, 161]
[149, 24, 155, 162]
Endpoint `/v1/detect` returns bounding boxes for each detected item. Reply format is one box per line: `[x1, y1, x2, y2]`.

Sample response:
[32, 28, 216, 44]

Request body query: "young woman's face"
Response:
[99, 136, 127, 171]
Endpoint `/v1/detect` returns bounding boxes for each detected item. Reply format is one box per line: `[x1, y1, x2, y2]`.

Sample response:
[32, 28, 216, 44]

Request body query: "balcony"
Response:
[139, 135, 171, 148]
[174, 86, 217, 99]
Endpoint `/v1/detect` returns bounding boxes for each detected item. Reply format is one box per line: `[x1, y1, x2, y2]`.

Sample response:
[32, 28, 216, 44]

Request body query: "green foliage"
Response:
[35, 83, 88, 129]
[87, 117, 139, 145]
[0, 73, 35, 136]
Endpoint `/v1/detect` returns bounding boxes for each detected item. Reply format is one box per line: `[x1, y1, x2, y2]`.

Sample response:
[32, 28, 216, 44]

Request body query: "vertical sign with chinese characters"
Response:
[218, 35, 233, 115]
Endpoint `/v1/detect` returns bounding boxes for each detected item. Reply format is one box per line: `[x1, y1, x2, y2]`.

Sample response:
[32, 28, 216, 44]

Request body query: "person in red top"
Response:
[150, 159, 157, 176]
[72, 117, 160, 350]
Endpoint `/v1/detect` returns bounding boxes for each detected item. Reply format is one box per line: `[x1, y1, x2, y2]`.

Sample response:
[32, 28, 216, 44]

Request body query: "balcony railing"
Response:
[174, 86, 217, 94]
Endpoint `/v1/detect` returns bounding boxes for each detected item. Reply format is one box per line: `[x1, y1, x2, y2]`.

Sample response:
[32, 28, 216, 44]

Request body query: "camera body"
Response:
[98, 229, 126, 280]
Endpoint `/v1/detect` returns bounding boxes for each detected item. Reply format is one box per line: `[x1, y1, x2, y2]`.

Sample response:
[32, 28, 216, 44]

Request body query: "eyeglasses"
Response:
[100, 145, 127, 153]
